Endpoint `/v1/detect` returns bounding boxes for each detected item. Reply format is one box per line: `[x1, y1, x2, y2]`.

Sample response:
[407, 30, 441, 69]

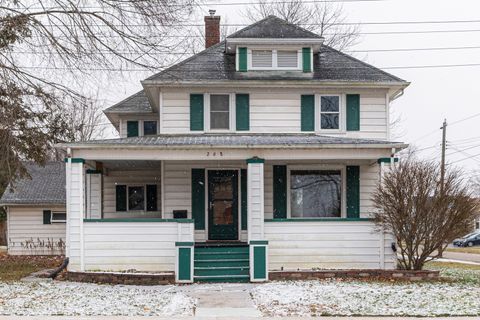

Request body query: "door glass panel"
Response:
[212, 175, 233, 226]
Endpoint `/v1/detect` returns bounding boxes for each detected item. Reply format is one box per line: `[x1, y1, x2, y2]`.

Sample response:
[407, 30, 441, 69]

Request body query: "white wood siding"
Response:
[7, 206, 66, 255]
[265, 221, 396, 270]
[86, 173, 102, 219]
[360, 164, 380, 218]
[82, 222, 180, 271]
[103, 169, 161, 219]
[160, 88, 388, 139]
[247, 162, 265, 240]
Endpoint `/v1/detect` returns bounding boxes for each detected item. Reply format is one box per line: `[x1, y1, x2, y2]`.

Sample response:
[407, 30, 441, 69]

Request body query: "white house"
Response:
[59, 14, 409, 283]
[0, 162, 66, 255]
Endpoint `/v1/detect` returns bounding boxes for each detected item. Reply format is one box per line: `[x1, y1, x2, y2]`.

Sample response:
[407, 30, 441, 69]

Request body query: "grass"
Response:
[426, 261, 480, 285]
[445, 246, 480, 254]
[0, 253, 63, 282]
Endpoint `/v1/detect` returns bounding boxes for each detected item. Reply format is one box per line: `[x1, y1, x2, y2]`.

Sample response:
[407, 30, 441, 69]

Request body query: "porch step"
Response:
[193, 245, 250, 283]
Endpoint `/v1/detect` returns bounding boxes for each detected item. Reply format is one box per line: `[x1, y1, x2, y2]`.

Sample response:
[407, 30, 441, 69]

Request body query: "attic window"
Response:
[252, 50, 273, 68]
[277, 50, 298, 68]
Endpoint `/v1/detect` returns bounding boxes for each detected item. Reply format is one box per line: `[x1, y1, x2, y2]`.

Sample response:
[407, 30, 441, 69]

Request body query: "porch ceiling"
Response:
[100, 160, 161, 170]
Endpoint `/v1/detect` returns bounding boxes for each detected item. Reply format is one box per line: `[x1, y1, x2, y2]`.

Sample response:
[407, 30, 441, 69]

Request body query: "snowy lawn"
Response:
[251, 279, 480, 317]
[0, 281, 195, 316]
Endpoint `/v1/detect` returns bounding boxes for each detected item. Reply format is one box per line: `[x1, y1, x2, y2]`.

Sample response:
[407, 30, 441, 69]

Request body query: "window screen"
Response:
[320, 96, 340, 130]
[143, 121, 157, 136]
[128, 186, 145, 211]
[210, 94, 230, 130]
[290, 170, 341, 218]
[277, 50, 298, 68]
[252, 50, 273, 68]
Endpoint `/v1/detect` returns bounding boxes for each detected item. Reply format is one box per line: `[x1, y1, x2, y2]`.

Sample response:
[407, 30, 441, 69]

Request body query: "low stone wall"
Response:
[269, 269, 440, 282]
[0, 221, 6, 246]
[61, 271, 175, 285]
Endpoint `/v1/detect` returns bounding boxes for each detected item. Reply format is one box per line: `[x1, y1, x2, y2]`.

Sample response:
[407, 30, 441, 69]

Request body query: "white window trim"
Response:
[286, 165, 346, 219]
[204, 93, 235, 132]
[51, 211, 67, 223]
[125, 119, 159, 137]
[315, 94, 346, 133]
[248, 48, 302, 71]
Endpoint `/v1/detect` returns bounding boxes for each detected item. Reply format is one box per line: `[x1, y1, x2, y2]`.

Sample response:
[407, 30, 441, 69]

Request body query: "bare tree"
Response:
[243, 0, 360, 51]
[0, 0, 198, 185]
[372, 159, 478, 270]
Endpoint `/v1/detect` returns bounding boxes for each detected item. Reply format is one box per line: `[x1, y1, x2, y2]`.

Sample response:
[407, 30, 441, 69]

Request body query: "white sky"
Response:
[103, 0, 480, 174]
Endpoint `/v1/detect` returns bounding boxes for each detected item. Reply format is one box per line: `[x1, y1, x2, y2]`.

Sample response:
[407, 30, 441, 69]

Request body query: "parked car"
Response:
[453, 232, 479, 246]
[453, 233, 480, 247]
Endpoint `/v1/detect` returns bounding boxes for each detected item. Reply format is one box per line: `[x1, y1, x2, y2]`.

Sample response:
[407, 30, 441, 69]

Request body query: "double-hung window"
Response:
[143, 121, 157, 135]
[290, 170, 342, 218]
[128, 186, 145, 211]
[277, 50, 298, 68]
[250, 49, 300, 70]
[320, 95, 340, 130]
[209, 94, 231, 130]
[116, 184, 158, 212]
[251, 50, 273, 68]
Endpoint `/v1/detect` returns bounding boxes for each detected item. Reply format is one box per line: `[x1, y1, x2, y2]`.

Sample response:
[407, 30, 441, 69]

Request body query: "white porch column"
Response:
[86, 170, 102, 219]
[247, 157, 268, 282]
[66, 158, 86, 271]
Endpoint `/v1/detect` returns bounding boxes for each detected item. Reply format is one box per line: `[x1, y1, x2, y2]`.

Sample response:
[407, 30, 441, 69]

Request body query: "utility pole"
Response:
[440, 119, 447, 192]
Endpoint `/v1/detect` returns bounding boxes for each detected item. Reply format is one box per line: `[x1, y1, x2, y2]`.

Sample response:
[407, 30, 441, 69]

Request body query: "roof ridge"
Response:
[321, 45, 406, 83]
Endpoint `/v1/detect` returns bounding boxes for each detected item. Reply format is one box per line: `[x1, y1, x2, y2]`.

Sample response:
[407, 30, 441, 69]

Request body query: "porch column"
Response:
[86, 169, 102, 219]
[246, 157, 268, 282]
[65, 158, 86, 272]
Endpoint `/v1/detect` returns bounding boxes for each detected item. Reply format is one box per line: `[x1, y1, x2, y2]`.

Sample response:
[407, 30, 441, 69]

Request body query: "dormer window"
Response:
[248, 48, 302, 71]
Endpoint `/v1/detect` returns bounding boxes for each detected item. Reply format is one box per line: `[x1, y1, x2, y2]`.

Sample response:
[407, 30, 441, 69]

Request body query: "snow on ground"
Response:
[250, 279, 480, 317]
[0, 281, 195, 316]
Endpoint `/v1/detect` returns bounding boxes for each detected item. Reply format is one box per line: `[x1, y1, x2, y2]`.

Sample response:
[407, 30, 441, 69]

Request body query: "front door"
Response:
[208, 170, 238, 240]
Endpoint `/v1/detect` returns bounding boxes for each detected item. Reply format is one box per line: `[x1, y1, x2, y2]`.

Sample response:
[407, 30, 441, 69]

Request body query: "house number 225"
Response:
[206, 151, 223, 156]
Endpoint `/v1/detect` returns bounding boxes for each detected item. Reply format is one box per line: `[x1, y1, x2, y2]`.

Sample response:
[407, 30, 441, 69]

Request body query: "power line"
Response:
[449, 112, 480, 126]
[450, 151, 480, 164]
[447, 144, 480, 156]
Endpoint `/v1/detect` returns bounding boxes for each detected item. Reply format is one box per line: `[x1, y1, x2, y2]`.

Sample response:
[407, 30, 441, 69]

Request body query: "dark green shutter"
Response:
[116, 185, 127, 212]
[302, 47, 312, 72]
[347, 94, 360, 131]
[346, 166, 360, 218]
[146, 184, 158, 212]
[236, 94, 250, 131]
[238, 47, 248, 72]
[178, 247, 192, 281]
[273, 165, 287, 219]
[301, 95, 315, 131]
[127, 121, 139, 137]
[43, 210, 51, 224]
[190, 94, 204, 131]
[191, 169, 205, 230]
[241, 169, 248, 230]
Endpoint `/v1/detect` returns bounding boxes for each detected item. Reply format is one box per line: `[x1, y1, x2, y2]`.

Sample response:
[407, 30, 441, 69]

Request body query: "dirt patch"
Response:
[0, 253, 63, 281]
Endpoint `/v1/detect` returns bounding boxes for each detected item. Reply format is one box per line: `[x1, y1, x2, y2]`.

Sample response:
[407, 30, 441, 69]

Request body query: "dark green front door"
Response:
[208, 170, 239, 240]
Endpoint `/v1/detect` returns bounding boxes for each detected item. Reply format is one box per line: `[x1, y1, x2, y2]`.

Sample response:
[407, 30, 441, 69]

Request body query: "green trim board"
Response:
[264, 218, 373, 222]
[378, 157, 399, 164]
[178, 247, 192, 281]
[249, 240, 268, 245]
[43, 210, 51, 224]
[252, 245, 267, 280]
[246, 157, 264, 164]
[273, 165, 287, 219]
[84, 218, 194, 223]
[175, 242, 194, 247]
[64, 158, 85, 163]
[241, 169, 248, 230]
[346, 166, 360, 218]
[86, 169, 102, 174]
[190, 94, 204, 131]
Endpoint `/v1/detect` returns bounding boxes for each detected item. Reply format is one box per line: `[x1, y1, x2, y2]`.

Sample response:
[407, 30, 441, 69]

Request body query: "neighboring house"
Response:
[59, 14, 409, 283]
[0, 162, 66, 255]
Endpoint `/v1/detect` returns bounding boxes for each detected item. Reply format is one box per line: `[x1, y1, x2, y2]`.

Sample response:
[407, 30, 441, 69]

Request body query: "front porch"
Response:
[63, 135, 402, 282]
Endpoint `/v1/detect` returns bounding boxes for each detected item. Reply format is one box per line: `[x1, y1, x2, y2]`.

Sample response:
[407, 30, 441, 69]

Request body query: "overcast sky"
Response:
[106, 0, 480, 174]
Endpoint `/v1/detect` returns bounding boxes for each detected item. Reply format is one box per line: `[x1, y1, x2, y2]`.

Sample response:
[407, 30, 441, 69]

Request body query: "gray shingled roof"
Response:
[67, 134, 404, 148]
[146, 42, 405, 83]
[0, 162, 66, 205]
[104, 91, 152, 113]
[228, 15, 323, 39]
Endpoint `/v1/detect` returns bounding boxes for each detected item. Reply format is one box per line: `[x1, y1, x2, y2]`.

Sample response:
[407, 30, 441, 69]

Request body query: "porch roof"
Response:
[60, 134, 407, 150]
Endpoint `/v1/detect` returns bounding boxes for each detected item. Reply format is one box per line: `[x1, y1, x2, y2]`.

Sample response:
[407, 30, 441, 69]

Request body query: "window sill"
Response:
[264, 218, 373, 222]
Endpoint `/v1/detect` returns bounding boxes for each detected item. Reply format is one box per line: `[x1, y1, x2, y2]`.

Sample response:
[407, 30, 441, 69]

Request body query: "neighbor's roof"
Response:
[227, 15, 323, 39]
[104, 90, 152, 113]
[0, 162, 66, 206]
[64, 134, 406, 149]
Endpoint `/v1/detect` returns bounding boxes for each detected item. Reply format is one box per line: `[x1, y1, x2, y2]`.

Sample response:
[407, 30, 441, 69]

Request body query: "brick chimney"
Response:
[204, 10, 220, 48]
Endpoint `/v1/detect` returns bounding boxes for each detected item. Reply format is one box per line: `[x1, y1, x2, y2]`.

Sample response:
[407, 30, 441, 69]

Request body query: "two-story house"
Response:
[59, 14, 409, 283]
